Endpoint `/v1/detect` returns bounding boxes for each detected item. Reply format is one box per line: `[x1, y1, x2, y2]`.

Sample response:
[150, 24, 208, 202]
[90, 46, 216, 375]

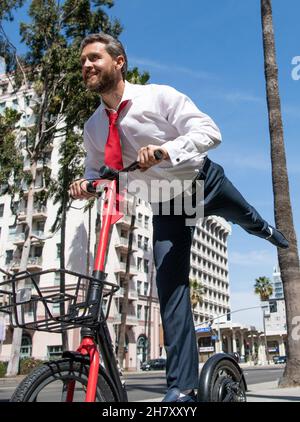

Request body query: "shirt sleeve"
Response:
[159, 86, 222, 166]
[83, 125, 102, 180]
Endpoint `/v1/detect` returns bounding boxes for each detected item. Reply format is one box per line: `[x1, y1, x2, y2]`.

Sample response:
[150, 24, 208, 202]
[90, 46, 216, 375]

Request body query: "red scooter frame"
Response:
[66, 154, 162, 402]
[67, 178, 123, 402]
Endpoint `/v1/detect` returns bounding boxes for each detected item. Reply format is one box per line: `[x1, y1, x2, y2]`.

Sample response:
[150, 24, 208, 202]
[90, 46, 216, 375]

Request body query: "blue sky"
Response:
[3, 0, 300, 329]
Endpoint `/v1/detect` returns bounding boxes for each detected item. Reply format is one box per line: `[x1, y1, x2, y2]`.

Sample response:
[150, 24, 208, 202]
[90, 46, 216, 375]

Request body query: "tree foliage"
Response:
[254, 276, 273, 301]
[0, 0, 25, 21]
[0, 108, 24, 198]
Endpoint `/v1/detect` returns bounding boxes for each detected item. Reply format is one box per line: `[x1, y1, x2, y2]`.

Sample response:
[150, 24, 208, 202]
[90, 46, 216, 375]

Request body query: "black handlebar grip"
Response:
[154, 150, 163, 160]
[86, 181, 96, 193]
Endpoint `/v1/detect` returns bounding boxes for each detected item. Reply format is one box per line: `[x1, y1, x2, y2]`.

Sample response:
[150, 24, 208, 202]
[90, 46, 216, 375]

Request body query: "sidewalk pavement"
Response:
[246, 380, 300, 402]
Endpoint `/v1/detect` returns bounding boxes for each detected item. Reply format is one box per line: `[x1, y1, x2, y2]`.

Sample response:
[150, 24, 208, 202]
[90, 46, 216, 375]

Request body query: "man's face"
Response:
[80, 42, 121, 93]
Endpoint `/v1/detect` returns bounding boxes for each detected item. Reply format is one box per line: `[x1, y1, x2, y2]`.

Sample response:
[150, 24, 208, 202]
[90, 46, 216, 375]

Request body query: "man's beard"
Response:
[85, 69, 117, 94]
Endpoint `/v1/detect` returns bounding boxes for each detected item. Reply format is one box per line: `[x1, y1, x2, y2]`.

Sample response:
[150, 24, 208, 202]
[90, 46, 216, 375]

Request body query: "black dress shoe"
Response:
[266, 226, 289, 249]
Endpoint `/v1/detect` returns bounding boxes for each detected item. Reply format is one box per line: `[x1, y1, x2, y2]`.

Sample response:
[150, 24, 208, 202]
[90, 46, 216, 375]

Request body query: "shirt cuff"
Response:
[162, 137, 209, 166]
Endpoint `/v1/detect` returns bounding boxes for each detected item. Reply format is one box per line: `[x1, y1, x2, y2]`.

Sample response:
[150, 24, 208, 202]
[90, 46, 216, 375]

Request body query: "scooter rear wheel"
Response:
[198, 358, 247, 402]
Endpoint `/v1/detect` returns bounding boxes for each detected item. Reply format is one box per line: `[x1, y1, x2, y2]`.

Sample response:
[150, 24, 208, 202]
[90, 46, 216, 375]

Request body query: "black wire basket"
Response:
[0, 269, 119, 333]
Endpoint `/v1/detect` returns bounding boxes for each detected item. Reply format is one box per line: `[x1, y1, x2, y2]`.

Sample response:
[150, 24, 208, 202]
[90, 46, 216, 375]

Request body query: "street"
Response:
[126, 366, 284, 401]
[0, 366, 284, 402]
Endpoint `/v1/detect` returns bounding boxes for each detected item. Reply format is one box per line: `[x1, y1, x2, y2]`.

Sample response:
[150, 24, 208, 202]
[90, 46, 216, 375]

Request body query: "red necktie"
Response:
[104, 100, 129, 169]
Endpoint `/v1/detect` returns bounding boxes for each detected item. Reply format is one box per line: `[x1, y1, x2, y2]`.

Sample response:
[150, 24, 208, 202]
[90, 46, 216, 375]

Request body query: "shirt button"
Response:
[176, 158, 180, 162]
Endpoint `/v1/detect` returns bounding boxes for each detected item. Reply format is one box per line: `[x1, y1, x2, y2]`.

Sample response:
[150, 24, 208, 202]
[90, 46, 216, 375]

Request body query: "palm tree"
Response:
[254, 276, 273, 364]
[261, 0, 300, 386]
[189, 278, 204, 315]
[254, 276, 273, 301]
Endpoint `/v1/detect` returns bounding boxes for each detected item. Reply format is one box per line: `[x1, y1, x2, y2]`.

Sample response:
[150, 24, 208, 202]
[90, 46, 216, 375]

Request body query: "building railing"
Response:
[11, 256, 43, 268]
[114, 313, 138, 325]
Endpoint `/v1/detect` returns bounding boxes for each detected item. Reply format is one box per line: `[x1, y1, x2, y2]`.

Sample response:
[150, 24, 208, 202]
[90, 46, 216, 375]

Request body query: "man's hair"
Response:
[80, 33, 128, 81]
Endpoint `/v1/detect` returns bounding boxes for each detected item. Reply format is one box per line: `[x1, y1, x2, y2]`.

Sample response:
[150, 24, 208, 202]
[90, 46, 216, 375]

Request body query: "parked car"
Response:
[141, 358, 166, 371]
[273, 355, 286, 364]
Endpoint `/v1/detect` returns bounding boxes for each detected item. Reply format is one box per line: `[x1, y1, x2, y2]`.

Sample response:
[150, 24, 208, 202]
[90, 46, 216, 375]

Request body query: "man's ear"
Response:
[115, 55, 125, 71]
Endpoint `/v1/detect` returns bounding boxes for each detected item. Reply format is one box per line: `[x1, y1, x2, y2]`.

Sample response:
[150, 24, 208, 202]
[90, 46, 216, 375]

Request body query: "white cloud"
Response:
[220, 152, 271, 171]
[219, 151, 300, 175]
[208, 90, 264, 104]
[230, 249, 275, 266]
[128, 56, 213, 80]
[223, 92, 263, 104]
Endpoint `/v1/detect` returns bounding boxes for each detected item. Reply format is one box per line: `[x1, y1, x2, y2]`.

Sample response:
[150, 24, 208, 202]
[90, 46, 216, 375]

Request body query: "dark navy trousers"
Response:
[152, 158, 270, 391]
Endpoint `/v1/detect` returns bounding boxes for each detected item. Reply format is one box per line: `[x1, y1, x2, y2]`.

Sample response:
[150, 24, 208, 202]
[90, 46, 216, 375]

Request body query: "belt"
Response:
[190, 157, 211, 196]
[194, 157, 211, 182]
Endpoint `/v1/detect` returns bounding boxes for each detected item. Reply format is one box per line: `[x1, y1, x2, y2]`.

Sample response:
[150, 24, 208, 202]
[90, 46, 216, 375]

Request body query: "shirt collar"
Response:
[99, 81, 143, 114]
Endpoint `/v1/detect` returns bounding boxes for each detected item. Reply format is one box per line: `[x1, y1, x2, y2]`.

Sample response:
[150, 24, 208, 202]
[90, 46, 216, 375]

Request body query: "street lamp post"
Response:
[262, 309, 270, 364]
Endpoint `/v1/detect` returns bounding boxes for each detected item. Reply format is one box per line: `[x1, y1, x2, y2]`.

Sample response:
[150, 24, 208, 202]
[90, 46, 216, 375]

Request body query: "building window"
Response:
[34, 246, 43, 257]
[137, 234, 142, 249]
[0, 204, 4, 218]
[120, 228, 127, 238]
[144, 259, 149, 274]
[8, 224, 16, 237]
[144, 306, 149, 321]
[54, 272, 60, 286]
[144, 282, 149, 296]
[144, 215, 149, 229]
[137, 213, 143, 224]
[5, 250, 13, 265]
[20, 334, 32, 358]
[12, 98, 18, 110]
[56, 244, 61, 258]
[137, 281, 142, 296]
[1, 83, 8, 95]
[102, 299, 108, 314]
[47, 345, 63, 360]
[36, 220, 45, 233]
[269, 300, 277, 313]
[137, 257, 142, 271]
[137, 305, 142, 320]
[144, 237, 149, 251]
[0, 101, 6, 113]
[25, 95, 32, 106]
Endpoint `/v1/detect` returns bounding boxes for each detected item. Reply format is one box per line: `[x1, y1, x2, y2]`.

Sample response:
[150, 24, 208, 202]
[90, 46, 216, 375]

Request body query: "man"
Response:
[70, 33, 288, 402]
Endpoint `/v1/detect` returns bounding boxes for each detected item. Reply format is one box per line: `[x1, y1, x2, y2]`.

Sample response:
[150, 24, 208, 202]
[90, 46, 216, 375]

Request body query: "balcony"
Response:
[116, 215, 137, 229]
[11, 256, 43, 271]
[31, 230, 46, 243]
[114, 261, 138, 276]
[23, 158, 51, 172]
[115, 237, 137, 253]
[21, 182, 47, 195]
[115, 287, 138, 301]
[20, 139, 53, 151]
[12, 230, 45, 245]
[12, 232, 25, 245]
[114, 312, 138, 326]
[18, 205, 47, 221]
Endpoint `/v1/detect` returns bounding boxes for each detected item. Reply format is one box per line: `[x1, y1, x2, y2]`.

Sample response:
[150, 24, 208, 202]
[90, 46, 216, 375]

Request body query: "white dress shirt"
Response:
[84, 81, 221, 202]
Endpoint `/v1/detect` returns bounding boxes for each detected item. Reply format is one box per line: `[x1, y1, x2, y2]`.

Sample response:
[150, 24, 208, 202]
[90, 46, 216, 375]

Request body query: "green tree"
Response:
[0, 108, 24, 197]
[0, 1, 24, 20]
[189, 278, 204, 315]
[261, 0, 300, 386]
[254, 276, 273, 301]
